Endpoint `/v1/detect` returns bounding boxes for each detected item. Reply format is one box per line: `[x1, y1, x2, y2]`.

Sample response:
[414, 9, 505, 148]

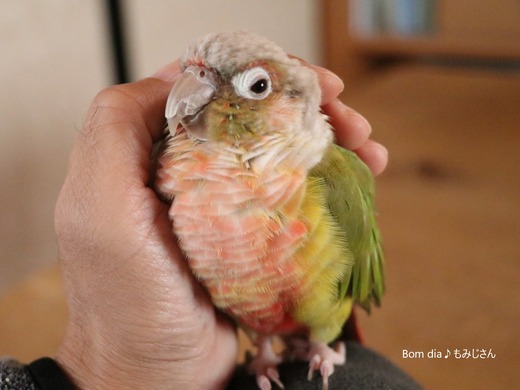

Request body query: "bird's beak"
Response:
[165, 66, 217, 140]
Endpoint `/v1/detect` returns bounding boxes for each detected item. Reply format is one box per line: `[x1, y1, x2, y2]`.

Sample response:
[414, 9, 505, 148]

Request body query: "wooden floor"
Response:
[1, 64, 519, 389]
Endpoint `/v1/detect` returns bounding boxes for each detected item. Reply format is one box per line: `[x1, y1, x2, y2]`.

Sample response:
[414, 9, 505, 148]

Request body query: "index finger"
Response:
[64, 74, 177, 212]
[289, 55, 345, 105]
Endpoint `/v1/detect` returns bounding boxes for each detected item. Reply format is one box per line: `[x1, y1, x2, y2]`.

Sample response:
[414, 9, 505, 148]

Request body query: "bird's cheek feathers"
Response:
[204, 93, 303, 143]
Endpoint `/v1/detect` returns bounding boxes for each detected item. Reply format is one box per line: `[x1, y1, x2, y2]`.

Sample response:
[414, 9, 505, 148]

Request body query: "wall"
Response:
[126, 0, 321, 79]
[0, 0, 109, 294]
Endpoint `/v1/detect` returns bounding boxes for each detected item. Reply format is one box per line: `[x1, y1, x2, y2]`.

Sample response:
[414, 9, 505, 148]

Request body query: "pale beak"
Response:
[165, 66, 217, 140]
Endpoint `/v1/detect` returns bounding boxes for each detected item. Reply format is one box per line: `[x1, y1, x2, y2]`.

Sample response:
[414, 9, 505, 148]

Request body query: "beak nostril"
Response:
[199, 70, 206, 78]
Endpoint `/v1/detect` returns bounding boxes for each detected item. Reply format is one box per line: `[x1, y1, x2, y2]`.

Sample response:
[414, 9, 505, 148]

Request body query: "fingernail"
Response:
[318, 67, 345, 93]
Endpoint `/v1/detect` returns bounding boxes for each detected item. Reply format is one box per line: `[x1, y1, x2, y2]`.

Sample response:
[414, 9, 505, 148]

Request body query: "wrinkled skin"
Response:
[54, 59, 387, 390]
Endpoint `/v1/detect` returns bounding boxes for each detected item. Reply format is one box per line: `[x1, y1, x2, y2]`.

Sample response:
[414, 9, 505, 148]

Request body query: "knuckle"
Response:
[82, 84, 145, 138]
[93, 84, 131, 107]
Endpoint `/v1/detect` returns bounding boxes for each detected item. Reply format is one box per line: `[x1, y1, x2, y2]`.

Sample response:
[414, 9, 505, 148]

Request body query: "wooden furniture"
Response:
[322, 0, 520, 82]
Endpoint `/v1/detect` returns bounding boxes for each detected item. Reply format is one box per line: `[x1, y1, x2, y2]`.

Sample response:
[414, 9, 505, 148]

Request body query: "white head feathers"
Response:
[181, 31, 322, 114]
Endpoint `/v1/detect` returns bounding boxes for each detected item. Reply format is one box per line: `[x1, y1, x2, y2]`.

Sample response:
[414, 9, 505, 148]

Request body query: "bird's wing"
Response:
[309, 143, 384, 311]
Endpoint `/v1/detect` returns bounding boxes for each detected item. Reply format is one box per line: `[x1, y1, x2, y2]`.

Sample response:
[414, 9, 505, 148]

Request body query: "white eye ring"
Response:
[231, 67, 272, 100]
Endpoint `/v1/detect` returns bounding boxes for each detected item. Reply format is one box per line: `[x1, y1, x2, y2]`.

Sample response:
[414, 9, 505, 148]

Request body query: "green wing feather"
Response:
[309, 144, 384, 311]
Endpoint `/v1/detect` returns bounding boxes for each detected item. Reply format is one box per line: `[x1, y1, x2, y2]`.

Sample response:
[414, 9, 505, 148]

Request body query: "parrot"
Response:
[154, 31, 384, 390]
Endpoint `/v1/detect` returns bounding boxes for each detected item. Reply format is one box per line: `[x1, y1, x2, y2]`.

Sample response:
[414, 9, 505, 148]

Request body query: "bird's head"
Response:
[166, 31, 332, 166]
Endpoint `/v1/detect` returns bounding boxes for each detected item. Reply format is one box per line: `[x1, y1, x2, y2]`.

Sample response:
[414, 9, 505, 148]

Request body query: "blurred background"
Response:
[1, 1, 519, 388]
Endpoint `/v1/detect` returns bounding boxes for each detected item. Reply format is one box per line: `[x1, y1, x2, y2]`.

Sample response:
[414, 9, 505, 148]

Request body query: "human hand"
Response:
[54, 60, 387, 390]
[295, 58, 388, 176]
[55, 61, 237, 390]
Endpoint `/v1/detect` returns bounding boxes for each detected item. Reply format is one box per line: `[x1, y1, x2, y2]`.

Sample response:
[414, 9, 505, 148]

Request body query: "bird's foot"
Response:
[306, 341, 346, 390]
[254, 367, 284, 390]
[247, 337, 285, 390]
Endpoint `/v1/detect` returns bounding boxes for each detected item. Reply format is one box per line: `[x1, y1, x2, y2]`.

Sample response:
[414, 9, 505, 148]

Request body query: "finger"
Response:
[289, 55, 344, 104]
[57, 78, 180, 271]
[62, 77, 172, 173]
[80, 59, 181, 150]
[83, 78, 172, 143]
[152, 59, 182, 82]
[315, 66, 344, 105]
[354, 140, 389, 176]
[323, 99, 372, 150]
[58, 77, 174, 236]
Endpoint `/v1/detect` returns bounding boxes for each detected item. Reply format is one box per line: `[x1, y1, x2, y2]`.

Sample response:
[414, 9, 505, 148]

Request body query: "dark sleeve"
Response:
[1, 357, 75, 390]
[0, 358, 38, 390]
[227, 341, 422, 390]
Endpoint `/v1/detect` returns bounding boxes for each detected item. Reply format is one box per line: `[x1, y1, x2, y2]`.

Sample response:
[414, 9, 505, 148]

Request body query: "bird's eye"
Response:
[232, 67, 272, 100]
[250, 79, 268, 94]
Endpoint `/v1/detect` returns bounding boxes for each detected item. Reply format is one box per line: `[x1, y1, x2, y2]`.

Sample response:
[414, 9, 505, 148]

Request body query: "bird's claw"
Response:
[257, 374, 271, 390]
[267, 367, 284, 389]
[307, 355, 334, 390]
[256, 367, 284, 390]
[249, 337, 285, 389]
[306, 341, 346, 390]
[256, 367, 285, 390]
